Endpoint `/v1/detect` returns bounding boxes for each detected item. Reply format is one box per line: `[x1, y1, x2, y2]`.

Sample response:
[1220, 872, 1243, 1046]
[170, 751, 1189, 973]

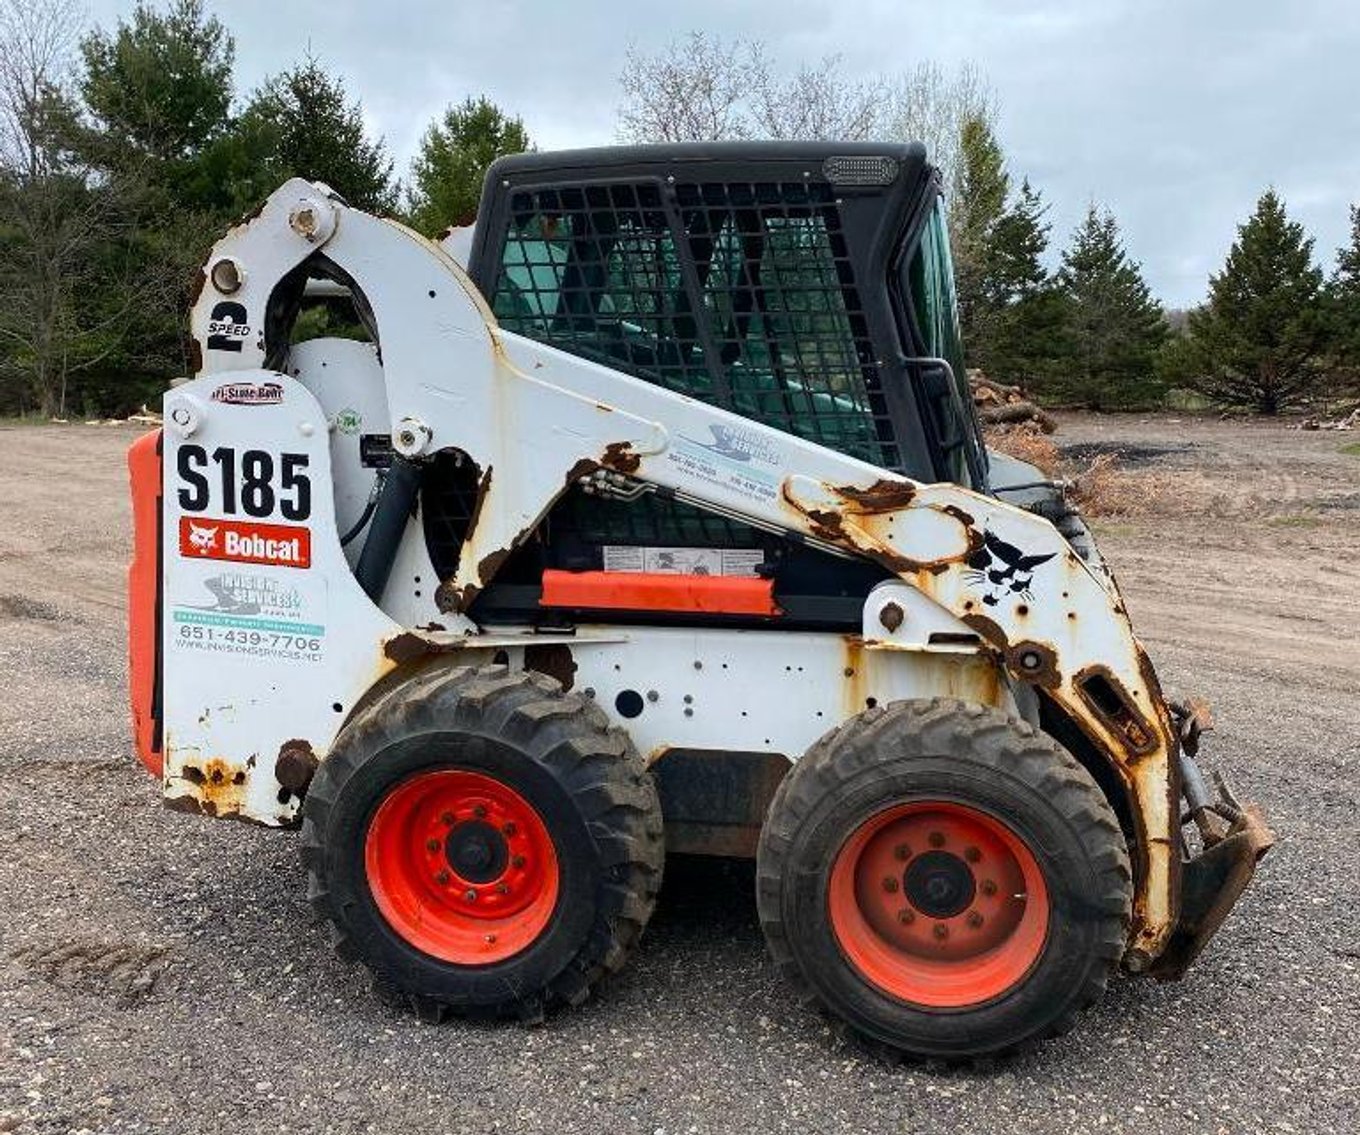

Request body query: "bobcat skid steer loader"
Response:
[126, 142, 1272, 1058]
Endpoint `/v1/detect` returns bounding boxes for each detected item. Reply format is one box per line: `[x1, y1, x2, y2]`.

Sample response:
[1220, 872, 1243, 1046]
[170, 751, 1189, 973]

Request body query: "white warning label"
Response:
[602, 546, 765, 577]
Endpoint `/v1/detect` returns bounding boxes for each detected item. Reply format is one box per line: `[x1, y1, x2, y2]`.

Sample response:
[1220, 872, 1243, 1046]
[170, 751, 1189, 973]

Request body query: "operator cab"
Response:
[468, 142, 984, 489]
[421, 143, 989, 630]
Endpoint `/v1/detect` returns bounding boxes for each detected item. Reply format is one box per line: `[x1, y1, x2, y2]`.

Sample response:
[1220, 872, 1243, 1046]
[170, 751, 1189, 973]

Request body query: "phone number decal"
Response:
[172, 609, 325, 662]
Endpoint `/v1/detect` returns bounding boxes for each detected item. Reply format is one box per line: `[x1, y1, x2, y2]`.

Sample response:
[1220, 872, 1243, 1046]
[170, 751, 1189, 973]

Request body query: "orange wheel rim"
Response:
[364, 769, 559, 965]
[827, 800, 1050, 1008]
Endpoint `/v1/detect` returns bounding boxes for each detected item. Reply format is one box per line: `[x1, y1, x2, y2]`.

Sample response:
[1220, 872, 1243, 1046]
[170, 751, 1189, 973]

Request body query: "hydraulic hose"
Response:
[354, 455, 422, 604]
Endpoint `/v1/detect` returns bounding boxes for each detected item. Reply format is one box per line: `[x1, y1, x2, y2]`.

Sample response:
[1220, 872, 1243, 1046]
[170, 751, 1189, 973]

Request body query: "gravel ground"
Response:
[0, 416, 1356, 1134]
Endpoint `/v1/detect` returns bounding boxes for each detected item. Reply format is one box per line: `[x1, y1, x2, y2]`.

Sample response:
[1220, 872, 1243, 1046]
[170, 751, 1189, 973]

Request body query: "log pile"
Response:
[968, 370, 1057, 434]
[1298, 407, 1360, 431]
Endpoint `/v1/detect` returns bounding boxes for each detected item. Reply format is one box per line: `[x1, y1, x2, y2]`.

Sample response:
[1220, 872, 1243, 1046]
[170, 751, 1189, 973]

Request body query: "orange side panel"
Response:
[127, 429, 163, 778]
[539, 569, 780, 616]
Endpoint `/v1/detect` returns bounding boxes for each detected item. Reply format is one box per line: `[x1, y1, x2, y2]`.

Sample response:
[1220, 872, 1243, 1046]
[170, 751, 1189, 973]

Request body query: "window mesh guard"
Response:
[493, 179, 899, 472]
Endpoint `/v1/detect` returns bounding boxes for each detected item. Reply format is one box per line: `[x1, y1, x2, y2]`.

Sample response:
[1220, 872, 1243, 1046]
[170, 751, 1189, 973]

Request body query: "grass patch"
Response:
[1339, 442, 1360, 456]
[1264, 514, 1322, 528]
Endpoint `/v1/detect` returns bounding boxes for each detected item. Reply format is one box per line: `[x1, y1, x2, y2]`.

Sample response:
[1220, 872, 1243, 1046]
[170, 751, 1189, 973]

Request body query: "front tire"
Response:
[301, 664, 664, 1022]
[756, 698, 1131, 1059]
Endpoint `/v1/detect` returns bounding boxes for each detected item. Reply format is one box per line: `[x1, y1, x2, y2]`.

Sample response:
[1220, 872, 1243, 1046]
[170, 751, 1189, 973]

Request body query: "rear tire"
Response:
[301, 664, 664, 1022]
[756, 698, 1131, 1059]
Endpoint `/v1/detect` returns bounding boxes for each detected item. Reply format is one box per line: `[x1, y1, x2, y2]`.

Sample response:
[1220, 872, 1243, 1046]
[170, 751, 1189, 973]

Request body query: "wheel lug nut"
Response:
[980, 879, 997, 896]
[484, 933, 497, 944]
[463, 889, 477, 902]
[495, 882, 510, 895]
[473, 804, 487, 818]
[933, 923, 949, 940]
[511, 854, 526, 869]
[893, 843, 911, 861]
[964, 846, 981, 863]
[967, 911, 984, 929]
[882, 876, 899, 894]
[927, 831, 945, 848]
[435, 870, 450, 885]
[502, 821, 517, 837]
[897, 908, 915, 925]
[425, 838, 440, 852]
[440, 811, 455, 826]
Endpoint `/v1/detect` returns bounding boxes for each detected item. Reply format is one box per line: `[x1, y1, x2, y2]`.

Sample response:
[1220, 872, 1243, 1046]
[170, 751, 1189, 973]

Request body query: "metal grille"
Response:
[822, 154, 899, 187]
[493, 179, 897, 470]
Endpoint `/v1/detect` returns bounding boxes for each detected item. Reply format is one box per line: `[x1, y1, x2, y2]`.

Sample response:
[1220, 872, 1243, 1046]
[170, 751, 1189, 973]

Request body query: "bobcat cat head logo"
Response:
[187, 522, 219, 554]
[964, 530, 1056, 607]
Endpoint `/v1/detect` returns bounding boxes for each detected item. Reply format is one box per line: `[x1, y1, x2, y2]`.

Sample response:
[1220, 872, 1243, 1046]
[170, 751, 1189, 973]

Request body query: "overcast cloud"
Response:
[86, 0, 1360, 306]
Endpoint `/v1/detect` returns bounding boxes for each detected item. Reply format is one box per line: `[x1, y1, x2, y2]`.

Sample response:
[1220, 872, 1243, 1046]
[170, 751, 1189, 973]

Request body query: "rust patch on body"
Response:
[833, 478, 917, 513]
[961, 611, 1009, 650]
[384, 631, 433, 664]
[524, 643, 577, 691]
[564, 457, 602, 487]
[601, 441, 642, 475]
[175, 757, 248, 816]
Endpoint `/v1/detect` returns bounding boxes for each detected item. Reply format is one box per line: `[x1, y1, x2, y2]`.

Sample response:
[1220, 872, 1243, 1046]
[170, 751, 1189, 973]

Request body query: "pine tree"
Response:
[1177, 189, 1324, 414]
[950, 114, 1007, 353]
[948, 120, 1062, 385]
[1050, 205, 1167, 409]
[79, 0, 234, 167]
[1327, 204, 1360, 376]
[241, 59, 395, 213]
[406, 97, 530, 236]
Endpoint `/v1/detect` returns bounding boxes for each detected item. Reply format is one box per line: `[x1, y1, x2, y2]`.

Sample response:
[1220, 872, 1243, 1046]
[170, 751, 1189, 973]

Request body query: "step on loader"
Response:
[126, 142, 1272, 1058]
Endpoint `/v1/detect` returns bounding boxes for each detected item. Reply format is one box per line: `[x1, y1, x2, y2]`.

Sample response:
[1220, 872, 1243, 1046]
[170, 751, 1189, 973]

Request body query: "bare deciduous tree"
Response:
[617, 33, 994, 185]
[618, 33, 762, 143]
[0, 0, 154, 417]
[0, 0, 82, 174]
[881, 61, 995, 196]
[748, 53, 883, 141]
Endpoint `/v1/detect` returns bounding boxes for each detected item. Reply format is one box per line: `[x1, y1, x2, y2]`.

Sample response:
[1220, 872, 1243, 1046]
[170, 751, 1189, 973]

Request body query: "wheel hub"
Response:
[903, 850, 976, 919]
[445, 820, 508, 884]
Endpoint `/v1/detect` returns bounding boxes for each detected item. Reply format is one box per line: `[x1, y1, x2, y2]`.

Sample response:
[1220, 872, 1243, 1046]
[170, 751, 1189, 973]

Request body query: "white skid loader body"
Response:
[138, 174, 1270, 980]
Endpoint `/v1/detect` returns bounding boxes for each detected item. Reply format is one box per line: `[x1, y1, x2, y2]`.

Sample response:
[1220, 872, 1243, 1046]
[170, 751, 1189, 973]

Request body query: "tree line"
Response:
[3, 7, 1357, 420]
[0, 0, 527, 417]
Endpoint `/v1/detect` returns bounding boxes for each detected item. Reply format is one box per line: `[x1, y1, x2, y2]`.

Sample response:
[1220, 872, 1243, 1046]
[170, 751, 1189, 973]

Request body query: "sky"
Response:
[86, 0, 1360, 308]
